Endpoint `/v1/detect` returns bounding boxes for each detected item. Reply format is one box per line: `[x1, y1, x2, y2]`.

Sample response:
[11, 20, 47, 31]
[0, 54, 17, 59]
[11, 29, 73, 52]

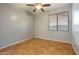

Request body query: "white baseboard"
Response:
[0, 37, 78, 55]
[36, 37, 71, 44]
[0, 37, 33, 49]
[71, 44, 79, 55]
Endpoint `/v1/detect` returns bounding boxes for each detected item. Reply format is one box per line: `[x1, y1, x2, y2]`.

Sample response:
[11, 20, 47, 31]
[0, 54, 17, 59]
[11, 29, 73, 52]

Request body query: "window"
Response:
[48, 11, 69, 31]
[48, 14, 57, 30]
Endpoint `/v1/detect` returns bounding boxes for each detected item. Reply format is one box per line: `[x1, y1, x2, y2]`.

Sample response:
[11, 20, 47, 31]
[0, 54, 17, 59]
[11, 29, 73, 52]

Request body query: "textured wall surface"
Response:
[0, 4, 34, 47]
[72, 3, 79, 54]
[35, 6, 72, 43]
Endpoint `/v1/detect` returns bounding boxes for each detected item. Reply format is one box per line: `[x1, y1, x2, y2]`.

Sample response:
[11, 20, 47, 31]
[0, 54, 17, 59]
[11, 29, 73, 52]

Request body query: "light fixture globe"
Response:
[35, 4, 42, 10]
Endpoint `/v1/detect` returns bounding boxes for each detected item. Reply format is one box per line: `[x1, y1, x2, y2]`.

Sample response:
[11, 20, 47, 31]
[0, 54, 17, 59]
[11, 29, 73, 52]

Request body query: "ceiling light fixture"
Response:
[35, 3, 42, 10]
[26, 3, 51, 12]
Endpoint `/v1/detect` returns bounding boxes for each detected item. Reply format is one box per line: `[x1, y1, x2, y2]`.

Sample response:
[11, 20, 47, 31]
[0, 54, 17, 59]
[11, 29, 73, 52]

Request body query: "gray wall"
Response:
[35, 5, 72, 43]
[0, 4, 34, 48]
[72, 3, 79, 54]
[0, 4, 74, 49]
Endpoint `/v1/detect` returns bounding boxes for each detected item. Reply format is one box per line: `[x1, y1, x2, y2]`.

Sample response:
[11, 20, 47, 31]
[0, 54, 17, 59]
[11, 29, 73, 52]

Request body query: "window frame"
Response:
[48, 11, 69, 32]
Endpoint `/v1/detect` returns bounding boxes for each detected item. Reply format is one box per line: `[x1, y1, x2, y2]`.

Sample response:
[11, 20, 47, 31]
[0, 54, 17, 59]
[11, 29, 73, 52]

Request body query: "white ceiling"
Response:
[11, 3, 71, 14]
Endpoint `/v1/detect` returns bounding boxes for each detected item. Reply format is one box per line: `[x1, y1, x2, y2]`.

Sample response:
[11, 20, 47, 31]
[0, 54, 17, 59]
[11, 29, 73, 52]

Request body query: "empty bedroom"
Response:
[0, 3, 79, 55]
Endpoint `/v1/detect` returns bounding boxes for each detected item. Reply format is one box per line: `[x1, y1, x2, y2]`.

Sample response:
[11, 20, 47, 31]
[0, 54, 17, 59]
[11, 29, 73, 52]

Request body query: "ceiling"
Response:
[11, 3, 72, 14]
